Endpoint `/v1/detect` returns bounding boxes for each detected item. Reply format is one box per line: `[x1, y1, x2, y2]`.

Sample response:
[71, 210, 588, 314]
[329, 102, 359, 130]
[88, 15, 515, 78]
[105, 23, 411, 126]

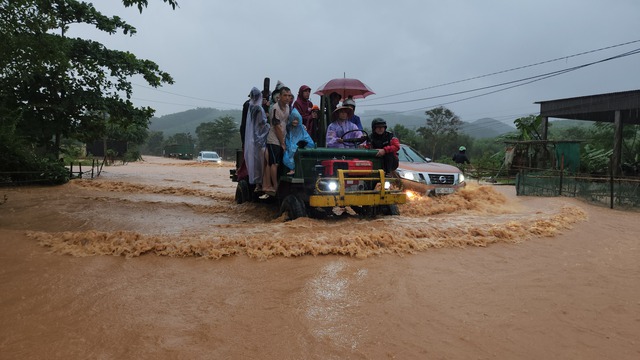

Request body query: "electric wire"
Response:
[132, 83, 241, 107]
[358, 47, 640, 118]
[133, 40, 639, 135]
[359, 39, 640, 103]
[133, 40, 640, 113]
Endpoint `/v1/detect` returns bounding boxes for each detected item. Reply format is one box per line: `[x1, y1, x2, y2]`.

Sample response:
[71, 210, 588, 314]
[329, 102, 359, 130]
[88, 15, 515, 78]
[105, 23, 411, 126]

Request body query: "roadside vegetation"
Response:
[1, 0, 177, 185]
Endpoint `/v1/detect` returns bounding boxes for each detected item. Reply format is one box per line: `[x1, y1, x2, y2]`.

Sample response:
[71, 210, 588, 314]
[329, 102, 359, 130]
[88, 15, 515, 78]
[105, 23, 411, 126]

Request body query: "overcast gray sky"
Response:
[76, 0, 640, 125]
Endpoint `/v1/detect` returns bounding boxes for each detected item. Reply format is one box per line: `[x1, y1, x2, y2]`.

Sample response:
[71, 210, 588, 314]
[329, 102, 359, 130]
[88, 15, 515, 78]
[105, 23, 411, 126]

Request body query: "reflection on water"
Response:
[304, 260, 362, 350]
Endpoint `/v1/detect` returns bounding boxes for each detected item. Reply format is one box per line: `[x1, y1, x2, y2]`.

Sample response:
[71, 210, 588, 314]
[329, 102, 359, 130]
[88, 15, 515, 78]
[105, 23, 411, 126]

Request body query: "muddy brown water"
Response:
[1, 156, 638, 359]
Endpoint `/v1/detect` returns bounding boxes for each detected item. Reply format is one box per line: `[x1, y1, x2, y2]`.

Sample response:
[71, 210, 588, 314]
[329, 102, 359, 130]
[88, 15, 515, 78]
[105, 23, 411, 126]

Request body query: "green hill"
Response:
[359, 110, 424, 130]
[460, 117, 515, 139]
[149, 107, 242, 136]
[149, 108, 515, 140]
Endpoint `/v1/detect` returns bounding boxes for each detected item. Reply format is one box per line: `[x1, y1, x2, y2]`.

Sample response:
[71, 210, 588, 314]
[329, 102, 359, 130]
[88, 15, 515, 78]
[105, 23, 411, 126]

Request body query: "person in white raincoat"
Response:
[244, 87, 270, 191]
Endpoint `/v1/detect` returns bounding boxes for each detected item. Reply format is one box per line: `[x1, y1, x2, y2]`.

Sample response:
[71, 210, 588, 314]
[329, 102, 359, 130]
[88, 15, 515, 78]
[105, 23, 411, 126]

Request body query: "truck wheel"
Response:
[235, 180, 250, 204]
[354, 206, 375, 218]
[307, 207, 329, 219]
[280, 194, 307, 220]
[381, 204, 400, 216]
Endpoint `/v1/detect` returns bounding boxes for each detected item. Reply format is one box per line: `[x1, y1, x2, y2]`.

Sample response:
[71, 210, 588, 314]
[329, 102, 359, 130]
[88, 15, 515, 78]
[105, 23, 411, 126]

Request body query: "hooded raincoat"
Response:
[293, 85, 314, 132]
[244, 87, 270, 185]
[283, 108, 315, 171]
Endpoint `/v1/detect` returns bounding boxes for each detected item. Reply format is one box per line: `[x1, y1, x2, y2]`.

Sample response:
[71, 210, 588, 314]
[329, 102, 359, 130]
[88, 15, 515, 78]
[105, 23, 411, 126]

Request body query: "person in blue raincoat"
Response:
[283, 108, 315, 174]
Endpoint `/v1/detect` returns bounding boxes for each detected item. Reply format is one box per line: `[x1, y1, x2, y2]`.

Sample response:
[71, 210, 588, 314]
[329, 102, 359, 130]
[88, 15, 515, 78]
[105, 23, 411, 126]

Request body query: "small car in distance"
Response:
[197, 151, 222, 163]
[395, 144, 465, 196]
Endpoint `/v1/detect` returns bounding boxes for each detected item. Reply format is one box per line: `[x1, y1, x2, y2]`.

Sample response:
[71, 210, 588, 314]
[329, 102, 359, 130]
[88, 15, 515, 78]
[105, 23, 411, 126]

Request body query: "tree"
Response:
[166, 132, 194, 147]
[143, 131, 165, 156]
[390, 124, 420, 148]
[195, 116, 239, 159]
[511, 114, 543, 140]
[589, 122, 640, 172]
[0, 0, 178, 160]
[416, 106, 462, 159]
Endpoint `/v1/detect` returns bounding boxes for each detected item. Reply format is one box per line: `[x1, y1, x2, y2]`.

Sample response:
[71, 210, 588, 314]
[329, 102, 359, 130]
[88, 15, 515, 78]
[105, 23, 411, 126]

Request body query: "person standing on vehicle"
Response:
[342, 96, 363, 130]
[293, 85, 314, 133]
[326, 104, 361, 148]
[244, 87, 270, 191]
[283, 108, 315, 175]
[453, 146, 470, 166]
[365, 118, 400, 175]
[328, 92, 342, 118]
[262, 86, 291, 192]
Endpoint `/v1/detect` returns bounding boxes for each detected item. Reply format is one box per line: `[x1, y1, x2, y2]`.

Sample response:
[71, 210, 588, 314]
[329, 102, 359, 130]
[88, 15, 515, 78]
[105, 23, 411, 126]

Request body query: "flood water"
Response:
[1, 156, 638, 359]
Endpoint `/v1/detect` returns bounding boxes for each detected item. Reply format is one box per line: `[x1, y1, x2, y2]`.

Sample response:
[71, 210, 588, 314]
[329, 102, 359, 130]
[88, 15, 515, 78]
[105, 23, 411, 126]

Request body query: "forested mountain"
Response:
[149, 108, 242, 136]
[359, 110, 424, 130]
[149, 108, 516, 140]
[460, 118, 515, 139]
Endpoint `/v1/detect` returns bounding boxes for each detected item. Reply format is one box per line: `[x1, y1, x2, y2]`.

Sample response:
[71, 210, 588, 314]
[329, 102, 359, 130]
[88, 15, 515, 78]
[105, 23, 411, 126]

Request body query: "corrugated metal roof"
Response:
[535, 89, 640, 124]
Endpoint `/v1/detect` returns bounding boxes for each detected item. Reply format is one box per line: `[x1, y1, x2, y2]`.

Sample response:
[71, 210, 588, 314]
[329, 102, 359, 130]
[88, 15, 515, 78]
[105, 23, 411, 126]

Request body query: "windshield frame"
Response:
[398, 145, 430, 164]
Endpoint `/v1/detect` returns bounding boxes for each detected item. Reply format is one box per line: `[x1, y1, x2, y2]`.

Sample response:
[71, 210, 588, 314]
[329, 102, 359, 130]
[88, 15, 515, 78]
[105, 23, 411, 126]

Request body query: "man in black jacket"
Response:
[453, 146, 470, 165]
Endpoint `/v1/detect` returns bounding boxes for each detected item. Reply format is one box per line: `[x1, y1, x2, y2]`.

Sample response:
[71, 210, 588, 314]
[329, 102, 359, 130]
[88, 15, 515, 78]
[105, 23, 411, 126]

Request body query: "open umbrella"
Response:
[314, 78, 375, 100]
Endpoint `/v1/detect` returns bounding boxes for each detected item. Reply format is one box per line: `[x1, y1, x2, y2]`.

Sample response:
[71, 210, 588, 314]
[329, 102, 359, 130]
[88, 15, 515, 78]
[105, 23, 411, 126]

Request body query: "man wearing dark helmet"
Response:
[365, 118, 400, 175]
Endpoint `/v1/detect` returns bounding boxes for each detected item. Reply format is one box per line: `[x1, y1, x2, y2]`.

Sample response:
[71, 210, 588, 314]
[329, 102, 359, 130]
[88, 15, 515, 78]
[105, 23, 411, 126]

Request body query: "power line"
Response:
[360, 39, 640, 103]
[132, 97, 210, 109]
[358, 47, 640, 118]
[132, 83, 241, 107]
[129, 39, 640, 123]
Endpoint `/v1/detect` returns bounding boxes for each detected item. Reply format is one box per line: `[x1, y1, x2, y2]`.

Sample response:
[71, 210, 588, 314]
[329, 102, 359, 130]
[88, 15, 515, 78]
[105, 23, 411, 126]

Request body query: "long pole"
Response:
[610, 160, 614, 209]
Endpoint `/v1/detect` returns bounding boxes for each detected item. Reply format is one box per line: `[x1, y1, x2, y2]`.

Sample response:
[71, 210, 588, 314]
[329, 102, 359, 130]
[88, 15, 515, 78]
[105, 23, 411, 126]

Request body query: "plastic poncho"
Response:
[244, 87, 270, 185]
[326, 119, 361, 148]
[283, 108, 315, 171]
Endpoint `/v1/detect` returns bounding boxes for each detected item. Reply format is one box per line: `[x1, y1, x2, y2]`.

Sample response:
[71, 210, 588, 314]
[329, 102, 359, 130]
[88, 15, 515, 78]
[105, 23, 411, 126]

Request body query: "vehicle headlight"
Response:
[397, 169, 420, 182]
[328, 181, 338, 191]
[459, 173, 465, 183]
[384, 181, 391, 190]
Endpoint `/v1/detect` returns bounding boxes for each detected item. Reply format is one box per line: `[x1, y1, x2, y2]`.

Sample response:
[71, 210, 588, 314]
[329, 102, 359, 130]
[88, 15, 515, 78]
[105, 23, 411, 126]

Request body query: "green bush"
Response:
[0, 134, 69, 186]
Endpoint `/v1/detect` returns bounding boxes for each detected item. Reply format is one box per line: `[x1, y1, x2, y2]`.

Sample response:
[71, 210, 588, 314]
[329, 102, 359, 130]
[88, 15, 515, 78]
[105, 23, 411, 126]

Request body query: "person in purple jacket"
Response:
[326, 105, 362, 148]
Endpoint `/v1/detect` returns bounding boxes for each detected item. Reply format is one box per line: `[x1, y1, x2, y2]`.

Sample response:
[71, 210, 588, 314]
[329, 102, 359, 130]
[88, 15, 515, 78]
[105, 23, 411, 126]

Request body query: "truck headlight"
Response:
[459, 173, 465, 183]
[397, 169, 425, 184]
[397, 169, 416, 181]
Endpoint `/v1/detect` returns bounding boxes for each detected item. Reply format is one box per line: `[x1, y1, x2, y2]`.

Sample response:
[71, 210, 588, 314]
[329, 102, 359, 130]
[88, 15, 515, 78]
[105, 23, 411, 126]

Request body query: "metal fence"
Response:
[516, 169, 640, 209]
[0, 158, 105, 186]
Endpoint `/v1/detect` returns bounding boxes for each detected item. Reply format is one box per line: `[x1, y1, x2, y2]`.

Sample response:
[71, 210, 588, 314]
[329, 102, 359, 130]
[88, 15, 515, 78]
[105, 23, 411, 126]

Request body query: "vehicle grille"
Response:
[427, 174, 455, 185]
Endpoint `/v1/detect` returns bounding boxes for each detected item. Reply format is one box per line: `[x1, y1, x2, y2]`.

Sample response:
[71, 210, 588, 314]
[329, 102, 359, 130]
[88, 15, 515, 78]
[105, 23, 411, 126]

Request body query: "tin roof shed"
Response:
[535, 89, 640, 175]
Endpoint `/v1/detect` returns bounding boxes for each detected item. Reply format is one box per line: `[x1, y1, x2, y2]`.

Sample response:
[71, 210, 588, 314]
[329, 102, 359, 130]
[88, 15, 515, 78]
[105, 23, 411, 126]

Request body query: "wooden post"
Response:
[69, 162, 73, 178]
[91, 159, 95, 179]
[610, 161, 614, 209]
[559, 154, 564, 196]
[541, 116, 549, 140]
[612, 110, 623, 176]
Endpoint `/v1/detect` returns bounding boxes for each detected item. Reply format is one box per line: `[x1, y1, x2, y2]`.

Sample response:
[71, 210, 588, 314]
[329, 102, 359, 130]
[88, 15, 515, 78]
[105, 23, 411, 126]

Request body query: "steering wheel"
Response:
[340, 129, 369, 147]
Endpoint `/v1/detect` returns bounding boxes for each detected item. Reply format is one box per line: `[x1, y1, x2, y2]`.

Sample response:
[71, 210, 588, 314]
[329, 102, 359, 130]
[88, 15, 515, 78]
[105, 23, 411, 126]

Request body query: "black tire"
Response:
[235, 180, 250, 204]
[382, 204, 400, 216]
[354, 205, 375, 218]
[356, 205, 399, 217]
[280, 194, 307, 220]
[307, 206, 329, 219]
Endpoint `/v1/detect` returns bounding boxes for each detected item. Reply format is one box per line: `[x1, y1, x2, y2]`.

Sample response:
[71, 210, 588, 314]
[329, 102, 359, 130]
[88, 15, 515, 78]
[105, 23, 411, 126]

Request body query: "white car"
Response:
[197, 151, 222, 163]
